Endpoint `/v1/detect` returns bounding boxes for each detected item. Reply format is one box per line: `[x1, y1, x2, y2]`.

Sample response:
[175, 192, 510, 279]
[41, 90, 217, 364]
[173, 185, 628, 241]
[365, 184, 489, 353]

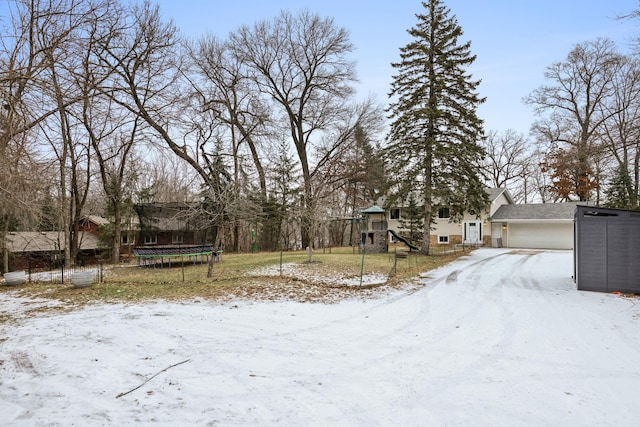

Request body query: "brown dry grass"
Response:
[1, 247, 472, 310]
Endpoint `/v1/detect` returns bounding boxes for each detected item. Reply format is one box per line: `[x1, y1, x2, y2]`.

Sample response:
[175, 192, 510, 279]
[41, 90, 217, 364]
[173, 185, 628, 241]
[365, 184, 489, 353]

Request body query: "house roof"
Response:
[487, 187, 514, 204]
[81, 215, 140, 228]
[379, 187, 511, 208]
[5, 231, 100, 253]
[135, 203, 210, 231]
[83, 215, 109, 226]
[361, 206, 385, 214]
[492, 202, 580, 222]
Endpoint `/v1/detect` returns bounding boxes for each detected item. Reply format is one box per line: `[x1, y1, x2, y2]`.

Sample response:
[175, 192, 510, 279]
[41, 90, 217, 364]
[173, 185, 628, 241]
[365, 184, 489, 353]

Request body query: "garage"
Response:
[491, 203, 578, 250]
[507, 222, 573, 249]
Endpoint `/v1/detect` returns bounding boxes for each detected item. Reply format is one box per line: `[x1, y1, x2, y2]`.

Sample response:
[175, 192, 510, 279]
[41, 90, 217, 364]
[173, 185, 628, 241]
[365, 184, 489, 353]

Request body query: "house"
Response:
[79, 215, 110, 234]
[383, 188, 577, 251]
[132, 202, 218, 267]
[386, 187, 513, 248]
[134, 202, 214, 247]
[491, 202, 578, 250]
[4, 231, 101, 270]
[79, 214, 140, 260]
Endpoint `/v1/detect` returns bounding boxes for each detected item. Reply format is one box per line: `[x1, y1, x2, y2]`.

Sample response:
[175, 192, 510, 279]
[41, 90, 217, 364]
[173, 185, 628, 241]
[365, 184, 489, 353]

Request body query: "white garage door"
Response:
[507, 223, 573, 249]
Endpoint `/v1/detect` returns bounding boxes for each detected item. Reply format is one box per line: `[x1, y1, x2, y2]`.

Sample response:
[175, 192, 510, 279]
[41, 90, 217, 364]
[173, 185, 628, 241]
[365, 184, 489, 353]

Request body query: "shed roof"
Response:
[492, 202, 580, 221]
[5, 231, 100, 253]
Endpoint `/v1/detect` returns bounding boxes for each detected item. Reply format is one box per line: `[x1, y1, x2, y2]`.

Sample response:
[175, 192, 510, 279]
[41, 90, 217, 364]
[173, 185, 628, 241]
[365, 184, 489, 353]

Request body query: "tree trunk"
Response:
[1, 219, 8, 273]
[112, 207, 122, 264]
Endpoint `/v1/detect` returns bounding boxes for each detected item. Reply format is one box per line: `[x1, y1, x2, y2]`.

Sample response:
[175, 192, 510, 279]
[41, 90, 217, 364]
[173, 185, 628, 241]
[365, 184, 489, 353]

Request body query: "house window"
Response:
[390, 208, 400, 220]
[121, 234, 133, 245]
[438, 207, 450, 219]
[172, 233, 184, 244]
[438, 235, 449, 244]
[144, 234, 157, 245]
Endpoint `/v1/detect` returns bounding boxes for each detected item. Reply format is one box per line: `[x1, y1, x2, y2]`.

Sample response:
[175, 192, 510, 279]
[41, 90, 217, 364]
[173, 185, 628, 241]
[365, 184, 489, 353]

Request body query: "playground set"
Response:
[360, 205, 419, 253]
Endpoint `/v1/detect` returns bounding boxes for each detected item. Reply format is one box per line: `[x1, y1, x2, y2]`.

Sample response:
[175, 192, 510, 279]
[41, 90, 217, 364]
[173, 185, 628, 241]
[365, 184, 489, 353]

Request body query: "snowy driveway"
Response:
[2, 248, 640, 426]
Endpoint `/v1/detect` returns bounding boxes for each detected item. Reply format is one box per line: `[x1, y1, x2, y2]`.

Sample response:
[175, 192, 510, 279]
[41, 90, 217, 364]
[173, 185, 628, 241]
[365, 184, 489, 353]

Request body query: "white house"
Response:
[386, 188, 513, 248]
[384, 188, 576, 251]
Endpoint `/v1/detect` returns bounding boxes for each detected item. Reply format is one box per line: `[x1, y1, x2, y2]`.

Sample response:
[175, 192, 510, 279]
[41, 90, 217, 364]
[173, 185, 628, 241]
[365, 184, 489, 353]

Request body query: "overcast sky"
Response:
[151, 0, 638, 137]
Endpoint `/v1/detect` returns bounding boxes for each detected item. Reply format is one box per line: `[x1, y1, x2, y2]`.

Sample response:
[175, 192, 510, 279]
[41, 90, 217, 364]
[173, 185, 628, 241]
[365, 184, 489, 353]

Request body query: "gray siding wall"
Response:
[575, 206, 640, 293]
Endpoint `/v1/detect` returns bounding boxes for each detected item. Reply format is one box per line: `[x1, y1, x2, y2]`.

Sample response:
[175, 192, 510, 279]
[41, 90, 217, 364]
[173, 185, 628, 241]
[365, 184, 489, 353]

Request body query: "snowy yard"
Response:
[2, 248, 640, 426]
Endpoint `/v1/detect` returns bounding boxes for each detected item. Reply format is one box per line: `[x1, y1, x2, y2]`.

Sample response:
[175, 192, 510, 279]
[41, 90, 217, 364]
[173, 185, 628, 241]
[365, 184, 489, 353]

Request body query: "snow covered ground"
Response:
[2, 248, 640, 426]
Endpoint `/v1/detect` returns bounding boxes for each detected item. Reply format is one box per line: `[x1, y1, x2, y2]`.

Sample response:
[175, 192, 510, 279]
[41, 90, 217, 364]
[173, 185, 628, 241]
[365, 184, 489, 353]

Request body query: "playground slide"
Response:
[388, 229, 420, 251]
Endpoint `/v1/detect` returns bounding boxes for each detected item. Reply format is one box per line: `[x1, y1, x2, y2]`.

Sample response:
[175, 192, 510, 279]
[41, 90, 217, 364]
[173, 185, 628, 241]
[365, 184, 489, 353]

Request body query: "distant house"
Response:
[79, 215, 110, 235]
[491, 202, 579, 250]
[131, 202, 218, 267]
[4, 231, 101, 270]
[134, 202, 214, 247]
[79, 214, 140, 260]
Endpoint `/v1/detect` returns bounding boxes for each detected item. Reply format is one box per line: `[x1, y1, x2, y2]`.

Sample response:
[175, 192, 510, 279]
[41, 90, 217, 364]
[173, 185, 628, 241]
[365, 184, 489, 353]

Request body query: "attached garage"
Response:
[507, 222, 573, 249]
[491, 203, 578, 250]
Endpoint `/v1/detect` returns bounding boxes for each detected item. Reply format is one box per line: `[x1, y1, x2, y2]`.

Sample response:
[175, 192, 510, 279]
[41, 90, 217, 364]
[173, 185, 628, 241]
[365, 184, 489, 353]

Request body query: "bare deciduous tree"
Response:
[230, 10, 359, 249]
[525, 38, 624, 201]
[482, 129, 534, 202]
[599, 56, 640, 208]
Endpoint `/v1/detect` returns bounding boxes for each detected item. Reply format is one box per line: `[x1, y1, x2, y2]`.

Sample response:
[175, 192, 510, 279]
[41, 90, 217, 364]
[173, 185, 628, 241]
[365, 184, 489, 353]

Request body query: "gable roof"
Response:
[83, 215, 109, 226]
[5, 231, 100, 253]
[379, 187, 511, 208]
[492, 202, 580, 222]
[487, 187, 514, 204]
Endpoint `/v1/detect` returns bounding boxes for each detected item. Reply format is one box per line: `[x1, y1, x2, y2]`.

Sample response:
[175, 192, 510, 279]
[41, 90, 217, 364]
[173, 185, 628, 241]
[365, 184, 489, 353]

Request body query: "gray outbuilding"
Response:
[574, 205, 640, 293]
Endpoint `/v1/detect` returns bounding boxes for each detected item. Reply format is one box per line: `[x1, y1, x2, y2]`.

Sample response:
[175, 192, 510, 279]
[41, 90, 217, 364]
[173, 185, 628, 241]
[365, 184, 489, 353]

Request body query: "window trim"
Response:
[144, 234, 157, 245]
[438, 207, 450, 219]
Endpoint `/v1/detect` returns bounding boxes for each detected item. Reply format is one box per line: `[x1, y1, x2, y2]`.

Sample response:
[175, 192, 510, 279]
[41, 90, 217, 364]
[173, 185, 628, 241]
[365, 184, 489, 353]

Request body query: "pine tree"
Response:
[604, 165, 635, 209]
[267, 139, 302, 250]
[385, 0, 489, 254]
[398, 192, 424, 247]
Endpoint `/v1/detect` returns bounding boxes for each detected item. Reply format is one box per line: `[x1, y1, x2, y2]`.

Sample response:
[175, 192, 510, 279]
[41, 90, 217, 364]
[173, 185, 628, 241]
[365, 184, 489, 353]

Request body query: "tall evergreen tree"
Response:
[604, 165, 635, 209]
[398, 192, 424, 248]
[385, 0, 489, 254]
[267, 139, 302, 250]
